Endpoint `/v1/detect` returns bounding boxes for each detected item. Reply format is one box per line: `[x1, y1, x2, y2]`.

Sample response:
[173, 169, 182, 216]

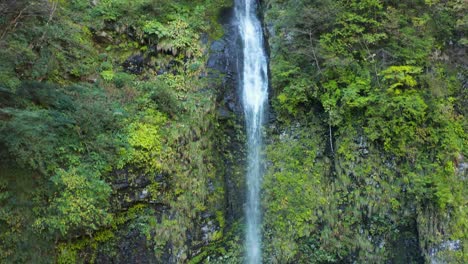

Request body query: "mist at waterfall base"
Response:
[235, 0, 269, 263]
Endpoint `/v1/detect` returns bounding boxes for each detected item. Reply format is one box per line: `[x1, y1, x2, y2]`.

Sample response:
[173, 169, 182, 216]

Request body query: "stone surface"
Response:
[207, 6, 246, 225]
[123, 54, 145, 74]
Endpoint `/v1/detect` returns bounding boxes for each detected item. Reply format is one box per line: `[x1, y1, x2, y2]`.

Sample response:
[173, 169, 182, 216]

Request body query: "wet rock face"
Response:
[111, 169, 167, 210]
[116, 229, 157, 264]
[123, 54, 145, 74]
[208, 7, 243, 116]
[207, 6, 246, 225]
[94, 31, 113, 44]
[95, 227, 158, 264]
[89, 168, 170, 264]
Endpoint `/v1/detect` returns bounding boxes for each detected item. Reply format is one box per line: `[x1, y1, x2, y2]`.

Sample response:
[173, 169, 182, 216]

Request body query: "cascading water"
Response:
[235, 0, 268, 263]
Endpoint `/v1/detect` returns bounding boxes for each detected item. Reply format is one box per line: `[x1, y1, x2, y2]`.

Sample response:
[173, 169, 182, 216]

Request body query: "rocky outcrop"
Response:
[111, 169, 168, 210]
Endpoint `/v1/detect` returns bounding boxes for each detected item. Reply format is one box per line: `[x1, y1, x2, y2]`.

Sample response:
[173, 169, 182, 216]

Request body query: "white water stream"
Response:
[235, 0, 268, 263]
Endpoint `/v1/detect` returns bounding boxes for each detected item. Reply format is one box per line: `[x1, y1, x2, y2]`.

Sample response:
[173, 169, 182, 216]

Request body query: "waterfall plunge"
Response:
[236, 0, 268, 263]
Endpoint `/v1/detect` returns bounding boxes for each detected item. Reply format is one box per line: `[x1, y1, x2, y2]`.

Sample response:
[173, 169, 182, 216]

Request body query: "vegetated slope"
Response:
[0, 0, 239, 263]
[262, 0, 466, 263]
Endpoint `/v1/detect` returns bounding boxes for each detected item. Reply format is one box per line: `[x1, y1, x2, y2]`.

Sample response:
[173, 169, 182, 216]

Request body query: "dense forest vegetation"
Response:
[262, 0, 466, 262]
[0, 0, 236, 263]
[0, 0, 466, 263]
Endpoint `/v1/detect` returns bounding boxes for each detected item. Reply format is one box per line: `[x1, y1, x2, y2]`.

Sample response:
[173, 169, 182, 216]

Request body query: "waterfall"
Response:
[235, 0, 268, 263]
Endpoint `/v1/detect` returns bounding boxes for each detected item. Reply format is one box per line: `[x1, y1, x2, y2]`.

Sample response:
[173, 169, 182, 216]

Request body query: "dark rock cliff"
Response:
[207, 5, 246, 225]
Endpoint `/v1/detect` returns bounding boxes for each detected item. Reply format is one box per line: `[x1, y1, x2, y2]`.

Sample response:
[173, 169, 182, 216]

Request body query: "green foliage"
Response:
[112, 72, 135, 88]
[263, 126, 328, 262]
[1, 82, 124, 172]
[123, 110, 166, 173]
[0, 165, 53, 263]
[145, 18, 201, 57]
[276, 76, 313, 117]
[100, 70, 115, 81]
[365, 90, 428, 155]
[91, 0, 155, 22]
[35, 167, 112, 237]
[320, 0, 386, 59]
[0, 108, 63, 171]
[148, 80, 181, 116]
[265, 0, 466, 262]
[381, 65, 422, 90]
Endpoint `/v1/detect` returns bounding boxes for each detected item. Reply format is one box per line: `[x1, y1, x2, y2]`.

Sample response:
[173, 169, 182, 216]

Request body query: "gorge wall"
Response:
[0, 0, 466, 263]
[0, 1, 247, 263]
